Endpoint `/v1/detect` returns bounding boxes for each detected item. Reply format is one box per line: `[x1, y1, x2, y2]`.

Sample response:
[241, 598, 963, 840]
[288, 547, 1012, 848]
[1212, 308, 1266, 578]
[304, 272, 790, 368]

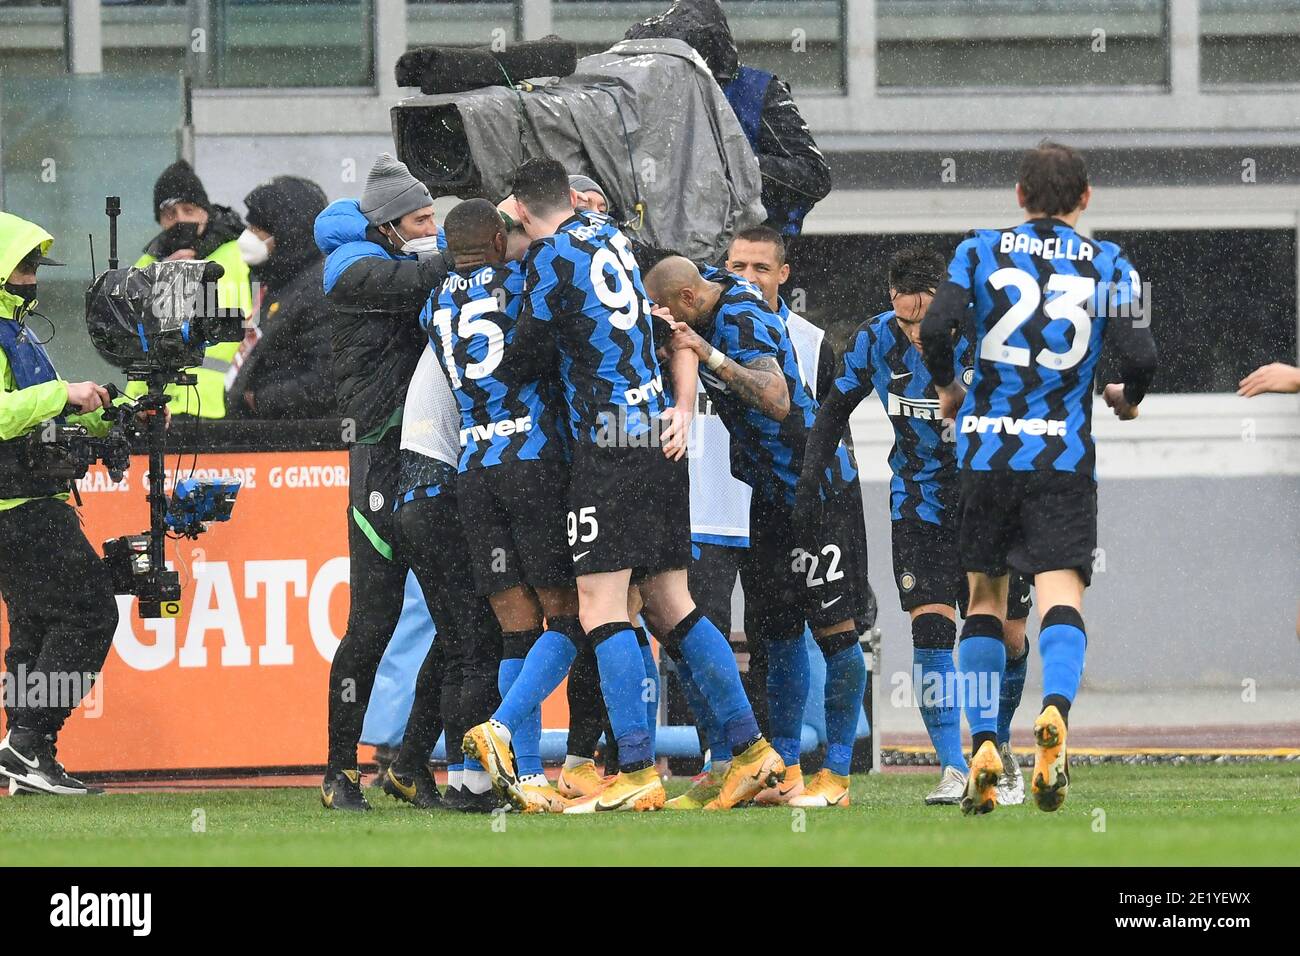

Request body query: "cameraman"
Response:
[0, 213, 125, 796]
[314, 153, 455, 810]
[132, 160, 252, 419]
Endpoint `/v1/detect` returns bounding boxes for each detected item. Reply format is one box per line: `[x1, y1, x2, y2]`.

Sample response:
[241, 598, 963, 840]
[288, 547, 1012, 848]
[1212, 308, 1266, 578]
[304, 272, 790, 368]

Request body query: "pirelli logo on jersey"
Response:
[460, 415, 533, 446]
[961, 415, 1068, 437]
[887, 393, 941, 420]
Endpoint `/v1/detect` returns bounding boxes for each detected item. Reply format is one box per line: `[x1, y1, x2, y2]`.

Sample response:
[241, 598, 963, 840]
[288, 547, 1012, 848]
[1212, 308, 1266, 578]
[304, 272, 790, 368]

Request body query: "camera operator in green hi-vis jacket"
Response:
[0, 210, 134, 797]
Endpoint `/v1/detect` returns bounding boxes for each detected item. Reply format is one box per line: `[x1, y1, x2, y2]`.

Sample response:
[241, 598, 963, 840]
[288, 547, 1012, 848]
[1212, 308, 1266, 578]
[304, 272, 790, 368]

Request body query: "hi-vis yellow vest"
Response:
[129, 240, 251, 418]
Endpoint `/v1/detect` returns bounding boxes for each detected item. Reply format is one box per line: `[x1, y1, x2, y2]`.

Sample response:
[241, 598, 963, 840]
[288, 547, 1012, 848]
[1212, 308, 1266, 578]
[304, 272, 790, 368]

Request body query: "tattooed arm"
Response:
[661, 312, 790, 421]
[711, 354, 790, 421]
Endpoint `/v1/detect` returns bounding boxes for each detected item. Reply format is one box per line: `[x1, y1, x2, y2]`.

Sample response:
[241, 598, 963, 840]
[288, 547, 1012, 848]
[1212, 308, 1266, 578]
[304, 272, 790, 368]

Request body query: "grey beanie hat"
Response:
[360, 153, 434, 226]
[568, 174, 607, 201]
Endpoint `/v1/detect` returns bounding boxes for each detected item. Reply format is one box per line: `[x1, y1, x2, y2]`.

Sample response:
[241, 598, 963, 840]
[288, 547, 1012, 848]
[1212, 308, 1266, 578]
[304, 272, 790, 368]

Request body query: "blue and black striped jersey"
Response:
[698, 269, 857, 506]
[423, 262, 565, 472]
[520, 211, 670, 445]
[941, 219, 1141, 476]
[836, 311, 972, 526]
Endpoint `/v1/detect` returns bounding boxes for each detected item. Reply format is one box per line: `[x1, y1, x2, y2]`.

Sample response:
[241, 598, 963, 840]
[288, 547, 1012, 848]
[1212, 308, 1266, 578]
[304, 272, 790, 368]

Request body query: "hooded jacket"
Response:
[132, 203, 253, 418]
[226, 177, 336, 420]
[315, 199, 451, 441]
[0, 212, 116, 510]
[626, 0, 831, 235]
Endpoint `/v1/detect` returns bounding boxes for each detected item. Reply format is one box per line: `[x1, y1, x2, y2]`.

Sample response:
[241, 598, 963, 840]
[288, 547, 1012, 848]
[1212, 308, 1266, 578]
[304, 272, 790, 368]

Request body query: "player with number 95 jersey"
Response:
[467, 160, 782, 817]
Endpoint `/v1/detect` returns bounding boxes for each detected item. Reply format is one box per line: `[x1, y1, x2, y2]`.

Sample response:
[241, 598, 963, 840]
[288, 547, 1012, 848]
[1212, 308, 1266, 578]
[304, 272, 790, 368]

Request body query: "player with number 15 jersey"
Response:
[425, 242, 572, 601]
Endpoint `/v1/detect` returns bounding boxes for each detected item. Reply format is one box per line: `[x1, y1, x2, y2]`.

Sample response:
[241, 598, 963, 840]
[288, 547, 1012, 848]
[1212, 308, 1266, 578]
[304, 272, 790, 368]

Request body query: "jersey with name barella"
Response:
[946, 219, 1140, 476]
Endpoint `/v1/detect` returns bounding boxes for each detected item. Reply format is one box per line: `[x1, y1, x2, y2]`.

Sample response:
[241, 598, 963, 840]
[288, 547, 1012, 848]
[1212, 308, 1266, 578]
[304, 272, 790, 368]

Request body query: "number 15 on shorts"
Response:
[568, 506, 599, 551]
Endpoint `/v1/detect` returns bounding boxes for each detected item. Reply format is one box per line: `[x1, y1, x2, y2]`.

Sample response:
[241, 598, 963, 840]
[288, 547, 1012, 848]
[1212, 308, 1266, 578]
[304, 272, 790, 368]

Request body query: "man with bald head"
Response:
[466, 158, 783, 815]
[427, 198, 574, 812]
[647, 255, 870, 809]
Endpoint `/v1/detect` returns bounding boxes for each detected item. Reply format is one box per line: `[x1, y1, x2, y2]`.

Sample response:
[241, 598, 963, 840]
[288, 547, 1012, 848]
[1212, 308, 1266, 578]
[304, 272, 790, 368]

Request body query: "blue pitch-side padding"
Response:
[361, 581, 869, 757]
[360, 572, 435, 748]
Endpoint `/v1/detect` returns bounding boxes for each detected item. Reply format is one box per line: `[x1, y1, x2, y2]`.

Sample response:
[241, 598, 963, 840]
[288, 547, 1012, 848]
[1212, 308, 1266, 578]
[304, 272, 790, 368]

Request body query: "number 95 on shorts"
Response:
[566, 444, 691, 577]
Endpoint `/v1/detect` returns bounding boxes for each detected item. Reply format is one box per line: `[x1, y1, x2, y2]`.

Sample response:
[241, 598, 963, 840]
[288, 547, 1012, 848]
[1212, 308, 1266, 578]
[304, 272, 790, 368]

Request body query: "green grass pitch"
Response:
[2, 764, 1296, 866]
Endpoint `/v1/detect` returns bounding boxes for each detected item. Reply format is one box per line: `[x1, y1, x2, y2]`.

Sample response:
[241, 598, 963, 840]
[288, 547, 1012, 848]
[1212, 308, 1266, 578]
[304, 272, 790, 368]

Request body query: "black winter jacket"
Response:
[315, 199, 452, 440]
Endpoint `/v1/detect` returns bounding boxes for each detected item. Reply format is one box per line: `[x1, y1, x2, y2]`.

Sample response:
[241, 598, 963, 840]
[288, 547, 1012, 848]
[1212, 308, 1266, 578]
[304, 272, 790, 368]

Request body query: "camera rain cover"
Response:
[393, 37, 764, 262]
[86, 259, 224, 371]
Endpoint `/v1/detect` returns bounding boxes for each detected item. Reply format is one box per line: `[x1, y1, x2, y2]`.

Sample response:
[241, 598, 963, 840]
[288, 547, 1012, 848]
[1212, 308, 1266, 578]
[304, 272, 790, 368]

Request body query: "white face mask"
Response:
[237, 228, 270, 266]
[391, 224, 441, 256]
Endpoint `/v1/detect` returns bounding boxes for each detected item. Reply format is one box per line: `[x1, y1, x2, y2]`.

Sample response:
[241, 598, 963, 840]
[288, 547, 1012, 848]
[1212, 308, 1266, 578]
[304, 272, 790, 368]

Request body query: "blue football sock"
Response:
[464, 757, 484, 772]
[998, 640, 1030, 745]
[496, 655, 523, 719]
[958, 617, 1006, 743]
[765, 635, 810, 767]
[914, 647, 967, 771]
[515, 705, 543, 777]
[675, 611, 760, 753]
[1040, 608, 1087, 708]
[637, 629, 659, 746]
[591, 624, 653, 768]
[822, 644, 867, 777]
[494, 627, 578, 733]
[676, 657, 728, 762]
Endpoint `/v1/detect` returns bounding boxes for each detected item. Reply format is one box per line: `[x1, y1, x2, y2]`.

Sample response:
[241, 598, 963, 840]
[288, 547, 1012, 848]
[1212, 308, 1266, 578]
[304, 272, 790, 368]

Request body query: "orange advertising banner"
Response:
[1, 452, 350, 773]
[0, 450, 577, 775]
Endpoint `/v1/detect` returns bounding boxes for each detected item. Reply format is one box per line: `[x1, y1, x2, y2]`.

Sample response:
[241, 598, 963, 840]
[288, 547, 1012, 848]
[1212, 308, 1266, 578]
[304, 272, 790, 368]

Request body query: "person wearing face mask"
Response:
[313, 153, 456, 810]
[0, 213, 142, 796]
[133, 159, 253, 419]
[224, 176, 336, 420]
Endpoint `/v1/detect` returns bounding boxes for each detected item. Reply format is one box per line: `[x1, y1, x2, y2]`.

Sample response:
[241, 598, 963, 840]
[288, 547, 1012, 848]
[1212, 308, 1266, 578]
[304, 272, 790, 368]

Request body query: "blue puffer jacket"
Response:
[317, 199, 392, 292]
[314, 199, 451, 440]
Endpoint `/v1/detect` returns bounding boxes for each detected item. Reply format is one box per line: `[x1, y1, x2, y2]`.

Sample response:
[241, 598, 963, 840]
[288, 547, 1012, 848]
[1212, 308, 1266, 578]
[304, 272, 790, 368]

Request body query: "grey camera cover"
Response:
[393, 38, 764, 262]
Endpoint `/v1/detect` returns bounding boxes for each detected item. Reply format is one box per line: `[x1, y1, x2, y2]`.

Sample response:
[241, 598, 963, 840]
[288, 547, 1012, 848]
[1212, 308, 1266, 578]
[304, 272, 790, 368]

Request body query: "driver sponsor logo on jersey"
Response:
[624, 375, 664, 406]
[960, 415, 1067, 437]
[460, 415, 533, 447]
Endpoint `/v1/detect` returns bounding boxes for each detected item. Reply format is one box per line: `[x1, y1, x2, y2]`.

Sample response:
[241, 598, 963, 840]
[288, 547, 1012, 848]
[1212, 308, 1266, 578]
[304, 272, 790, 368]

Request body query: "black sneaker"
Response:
[382, 765, 442, 809]
[321, 768, 371, 812]
[0, 730, 103, 796]
[456, 787, 507, 814]
[441, 785, 468, 811]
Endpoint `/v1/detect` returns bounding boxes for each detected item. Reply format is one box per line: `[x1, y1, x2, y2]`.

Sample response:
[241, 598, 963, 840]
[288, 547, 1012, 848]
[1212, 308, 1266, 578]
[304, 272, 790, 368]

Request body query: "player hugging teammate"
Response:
[349, 139, 1153, 817]
[455, 159, 788, 813]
